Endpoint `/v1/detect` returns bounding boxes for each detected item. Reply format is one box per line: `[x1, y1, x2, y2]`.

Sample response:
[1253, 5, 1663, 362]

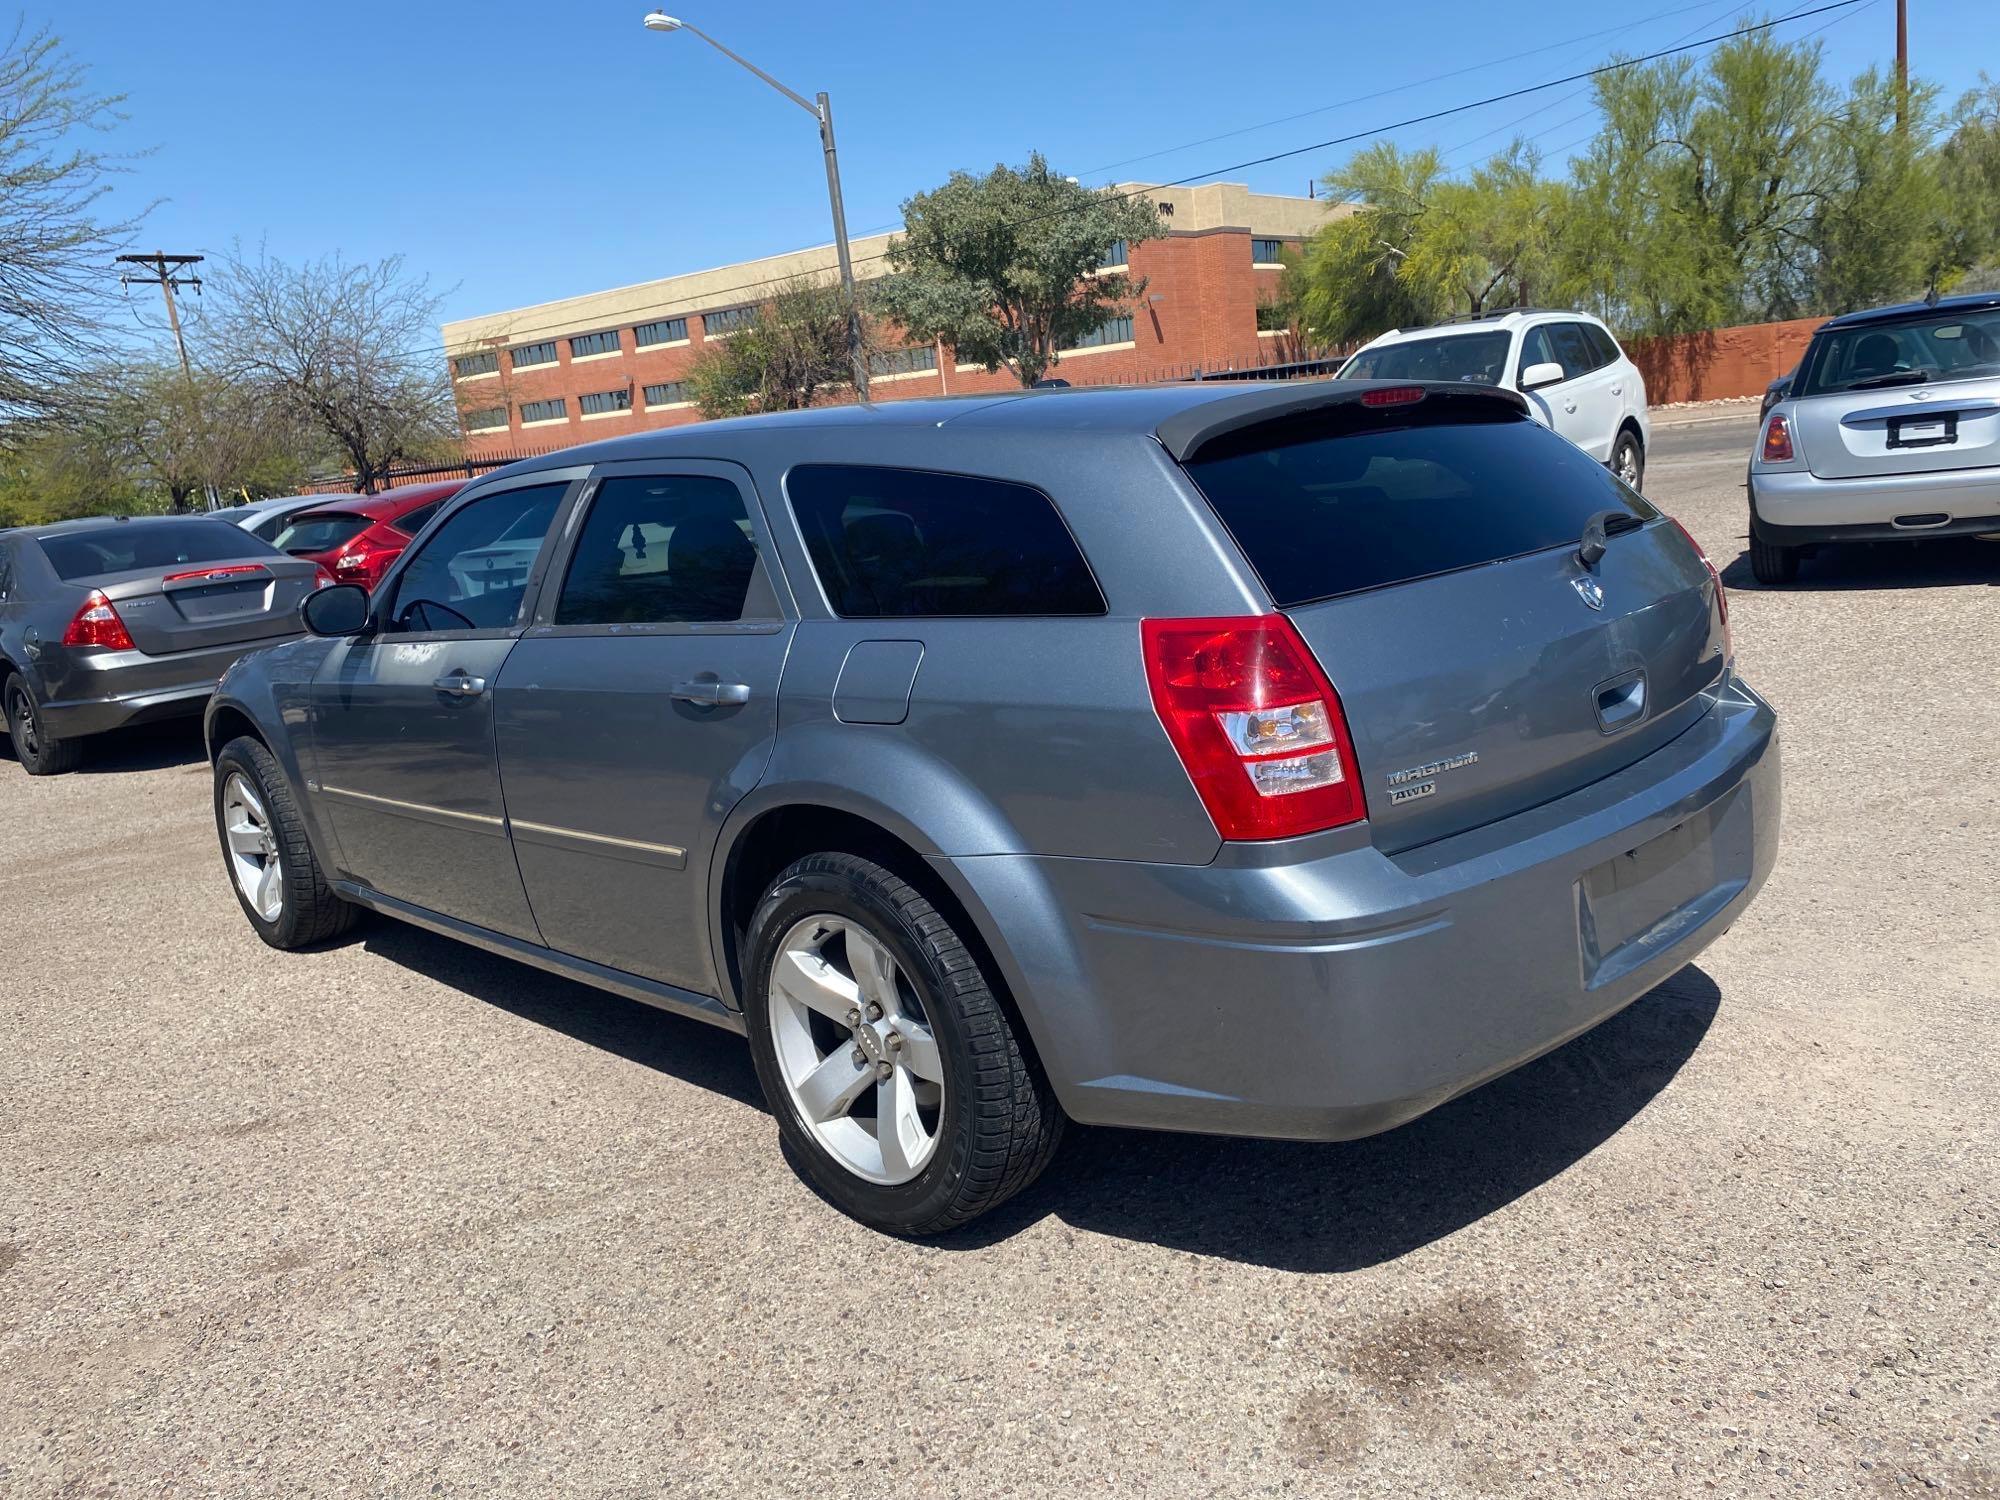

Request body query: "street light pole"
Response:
[641, 13, 870, 400]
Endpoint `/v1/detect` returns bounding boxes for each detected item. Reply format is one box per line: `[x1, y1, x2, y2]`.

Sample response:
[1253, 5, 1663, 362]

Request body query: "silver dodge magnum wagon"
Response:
[206, 380, 1780, 1235]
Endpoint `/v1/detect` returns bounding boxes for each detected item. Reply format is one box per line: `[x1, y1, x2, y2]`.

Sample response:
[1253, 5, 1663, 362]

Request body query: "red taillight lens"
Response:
[60, 589, 135, 650]
[1142, 614, 1366, 841]
[1669, 517, 1732, 663]
[1761, 412, 1793, 463]
[333, 541, 395, 588]
[1360, 385, 1425, 407]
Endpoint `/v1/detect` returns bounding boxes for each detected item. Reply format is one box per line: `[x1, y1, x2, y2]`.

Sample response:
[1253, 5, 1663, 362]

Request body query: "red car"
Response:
[270, 479, 469, 591]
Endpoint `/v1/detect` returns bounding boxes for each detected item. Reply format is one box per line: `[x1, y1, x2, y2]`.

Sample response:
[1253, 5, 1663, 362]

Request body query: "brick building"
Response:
[440, 182, 1346, 458]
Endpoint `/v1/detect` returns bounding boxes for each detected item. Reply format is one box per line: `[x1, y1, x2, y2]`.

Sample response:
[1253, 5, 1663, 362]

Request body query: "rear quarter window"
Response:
[787, 465, 1105, 618]
[1183, 409, 1655, 606]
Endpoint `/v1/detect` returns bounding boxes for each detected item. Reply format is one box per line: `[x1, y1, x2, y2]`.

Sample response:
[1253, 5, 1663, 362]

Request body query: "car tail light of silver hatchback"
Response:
[1761, 412, 1794, 463]
[1142, 614, 1366, 840]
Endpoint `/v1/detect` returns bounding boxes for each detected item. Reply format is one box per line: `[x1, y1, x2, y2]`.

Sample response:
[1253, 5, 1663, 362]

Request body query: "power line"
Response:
[428, 0, 1867, 358]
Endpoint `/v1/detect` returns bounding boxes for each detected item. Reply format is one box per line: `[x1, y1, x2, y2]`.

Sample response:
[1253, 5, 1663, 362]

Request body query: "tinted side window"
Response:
[1585, 324, 1622, 367]
[0, 542, 15, 600]
[787, 465, 1105, 618]
[1183, 411, 1655, 606]
[393, 500, 445, 537]
[554, 474, 771, 625]
[1517, 325, 1560, 380]
[1553, 324, 1597, 378]
[387, 483, 567, 633]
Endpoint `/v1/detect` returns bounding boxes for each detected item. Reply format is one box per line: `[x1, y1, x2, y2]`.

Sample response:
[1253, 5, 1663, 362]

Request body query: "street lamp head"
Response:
[642, 11, 684, 31]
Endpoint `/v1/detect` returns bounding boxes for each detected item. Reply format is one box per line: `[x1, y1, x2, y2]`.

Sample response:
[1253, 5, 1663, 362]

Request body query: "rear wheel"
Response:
[4, 674, 83, 776]
[213, 735, 359, 949]
[1749, 531, 1800, 585]
[1611, 428, 1645, 493]
[743, 851, 1063, 1235]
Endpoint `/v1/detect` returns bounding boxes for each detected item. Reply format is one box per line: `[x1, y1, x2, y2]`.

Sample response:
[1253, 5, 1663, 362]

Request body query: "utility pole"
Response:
[116, 251, 204, 383]
[116, 252, 217, 509]
[1895, 0, 1909, 132]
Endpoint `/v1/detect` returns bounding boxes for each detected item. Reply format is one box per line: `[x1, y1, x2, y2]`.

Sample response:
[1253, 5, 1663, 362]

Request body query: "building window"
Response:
[869, 345, 939, 377]
[1256, 302, 1289, 332]
[634, 317, 688, 347]
[570, 330, 621, 358]
[1070, 315, 1133, 349]
[1098, 240, 1128, 269]
[703, 305, 752, 338]
[1252, 238, 1286, 265]
[512, 341, 558, 369]
[644, 381, 688, 407]
[520, 398, 567, 424]
[452, 350, 498, 379]
[579, 389, 632, 416]
[463, 405, 507, 432]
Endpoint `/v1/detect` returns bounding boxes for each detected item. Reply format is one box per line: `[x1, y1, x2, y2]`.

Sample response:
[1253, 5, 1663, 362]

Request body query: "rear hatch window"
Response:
[39, 520, 278, 581]
[273, 511, 372, 554]
[1180, 404, 1724, 852]
[1183, 406, 1653, 604]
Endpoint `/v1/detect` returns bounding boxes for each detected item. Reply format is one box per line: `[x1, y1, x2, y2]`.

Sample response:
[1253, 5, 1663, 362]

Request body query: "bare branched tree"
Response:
[203, 248, 456, 491]
[0, 21, 144, 426]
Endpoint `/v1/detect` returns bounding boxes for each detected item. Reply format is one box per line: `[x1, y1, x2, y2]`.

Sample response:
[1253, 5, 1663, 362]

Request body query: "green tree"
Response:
[684, 278, 867, 419]
[1937, 76, 2000, 285]
[875, 153, 1162, 386]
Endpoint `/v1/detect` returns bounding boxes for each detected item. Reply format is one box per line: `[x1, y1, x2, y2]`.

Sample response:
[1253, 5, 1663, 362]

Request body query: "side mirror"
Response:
[1520, 361, 1566, 391]
[301, 582, 372, 637]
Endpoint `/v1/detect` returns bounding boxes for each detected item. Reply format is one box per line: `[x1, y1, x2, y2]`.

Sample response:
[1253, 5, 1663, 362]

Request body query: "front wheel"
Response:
[213, 735, 360, 949]
[743, 852, 1063, 1235]
[4, 674, 83, 775]
[1611, 428, 1645, 493]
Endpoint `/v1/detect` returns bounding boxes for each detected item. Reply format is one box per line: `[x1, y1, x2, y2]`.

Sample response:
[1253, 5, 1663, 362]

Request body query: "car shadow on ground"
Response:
[947, 965, 1723, 1273]
[1720, 534, 2000, 591]
[26, 718, 211, 775]
[356, 918, 765, 1110]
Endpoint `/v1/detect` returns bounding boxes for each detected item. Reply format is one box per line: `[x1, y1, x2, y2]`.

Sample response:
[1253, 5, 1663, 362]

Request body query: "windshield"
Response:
[1798, 309, 2000, 396]
[273, 511, 371, 554]
[37, 520, 275, 582]
[1339, 331, 1511, 386]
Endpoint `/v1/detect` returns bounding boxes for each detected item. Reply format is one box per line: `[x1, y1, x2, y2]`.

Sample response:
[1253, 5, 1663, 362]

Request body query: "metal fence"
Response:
[297, 442, 578, 495]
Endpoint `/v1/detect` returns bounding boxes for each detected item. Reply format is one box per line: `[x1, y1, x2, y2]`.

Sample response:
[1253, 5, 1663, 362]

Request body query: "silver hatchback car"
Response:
[1748, 292, 2000, 583]
[207, 381, 1780, 1235]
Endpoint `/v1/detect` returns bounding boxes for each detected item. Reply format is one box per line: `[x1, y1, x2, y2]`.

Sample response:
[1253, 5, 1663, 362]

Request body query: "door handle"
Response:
[433, 673, 487, 698]
[1610, 384, 1623, 396]
[671, 679, 750, 707]
[1563, 400, 1578, 413]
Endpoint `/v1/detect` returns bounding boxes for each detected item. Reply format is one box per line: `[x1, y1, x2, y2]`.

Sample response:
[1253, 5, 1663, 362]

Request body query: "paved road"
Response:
[3, 416, 1995, 1498]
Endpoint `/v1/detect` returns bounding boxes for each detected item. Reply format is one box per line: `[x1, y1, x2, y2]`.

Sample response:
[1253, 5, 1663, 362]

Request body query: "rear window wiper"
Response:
[1577, 509, 1643, 567]
[1842, 370, 1930, 391]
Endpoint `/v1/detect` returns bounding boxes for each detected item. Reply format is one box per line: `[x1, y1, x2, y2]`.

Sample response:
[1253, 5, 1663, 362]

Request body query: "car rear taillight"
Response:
[1668, 518, 1732, 664]
[1360, 385, 1425, 407]
[60, 589, 135, 650]
[333, 540, 395, 588]
[1142, 615, 1366, 841]
[313, 566, 336, 589]
[1761, 412, 1794, 463]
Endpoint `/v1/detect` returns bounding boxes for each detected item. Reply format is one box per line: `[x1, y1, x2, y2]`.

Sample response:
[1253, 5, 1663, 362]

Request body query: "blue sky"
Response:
[52, 0, 1992, 347]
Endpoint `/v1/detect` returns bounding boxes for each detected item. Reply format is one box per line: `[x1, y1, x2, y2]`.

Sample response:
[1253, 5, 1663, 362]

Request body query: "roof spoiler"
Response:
[1154, 380, 1529, 462]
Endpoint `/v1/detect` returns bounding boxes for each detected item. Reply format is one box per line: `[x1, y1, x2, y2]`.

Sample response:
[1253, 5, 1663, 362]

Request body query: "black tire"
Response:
[743, 851, 1063, 1236]
[4, 673, 83, 776]
[213, 735, 360, 949]
[1611, 427, 1646, 493]
[1749, 531, 1800, 585]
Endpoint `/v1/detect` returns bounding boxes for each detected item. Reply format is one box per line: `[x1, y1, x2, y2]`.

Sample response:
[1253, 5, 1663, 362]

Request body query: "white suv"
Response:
[1338, 309, 1652, 490]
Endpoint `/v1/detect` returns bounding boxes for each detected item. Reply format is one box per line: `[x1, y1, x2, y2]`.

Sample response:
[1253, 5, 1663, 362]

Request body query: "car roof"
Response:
[1819, 291, 2000, 331]
[474, 379, 1530, 479]
[1362, 309, 1598, 345]
[293, 479, 467, 520]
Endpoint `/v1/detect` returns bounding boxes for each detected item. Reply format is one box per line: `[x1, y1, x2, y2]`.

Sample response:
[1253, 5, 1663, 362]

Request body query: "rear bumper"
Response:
[36, 635, 301, 739]
[940, 679, 1780, 1141]
[1750, 463, 2000, 539]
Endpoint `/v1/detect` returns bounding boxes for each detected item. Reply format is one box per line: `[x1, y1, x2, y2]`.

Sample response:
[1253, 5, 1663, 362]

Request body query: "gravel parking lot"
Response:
[2, 412, 1994, 1498]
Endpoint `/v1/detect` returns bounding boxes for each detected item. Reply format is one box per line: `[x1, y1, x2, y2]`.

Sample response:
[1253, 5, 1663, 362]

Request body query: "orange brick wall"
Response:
[456, 230, 1291, 459]
[1624, 315, 1824, 405]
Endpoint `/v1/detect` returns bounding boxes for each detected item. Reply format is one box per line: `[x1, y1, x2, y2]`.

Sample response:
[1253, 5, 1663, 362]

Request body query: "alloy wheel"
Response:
[1617, 443, 1642, 488]
[9, 686, 39, 759]
[767, 914, 946, 1185]
[221, 771, 284, 921]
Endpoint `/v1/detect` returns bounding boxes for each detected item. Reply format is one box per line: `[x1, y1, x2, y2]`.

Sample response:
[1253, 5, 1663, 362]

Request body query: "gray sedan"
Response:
[1, 515, 327, 774]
